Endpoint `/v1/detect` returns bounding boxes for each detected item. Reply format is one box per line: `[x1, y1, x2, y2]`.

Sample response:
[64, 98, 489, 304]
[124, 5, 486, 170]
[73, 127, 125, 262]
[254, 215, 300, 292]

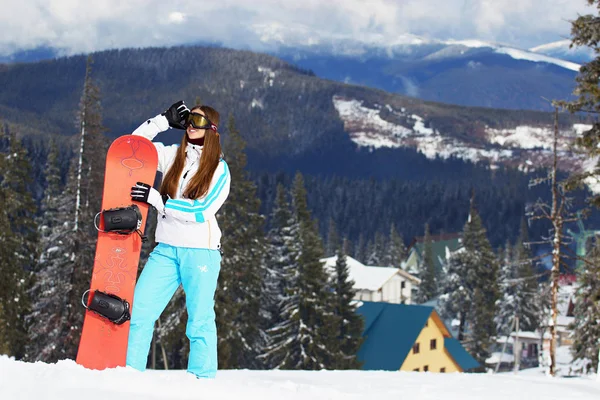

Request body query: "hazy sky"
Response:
[1, 0, 594, 56]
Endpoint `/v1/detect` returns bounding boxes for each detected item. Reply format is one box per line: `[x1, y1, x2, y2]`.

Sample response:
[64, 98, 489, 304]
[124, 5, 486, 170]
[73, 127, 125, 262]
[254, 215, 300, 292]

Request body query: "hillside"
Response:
[0, 45, 590, 180]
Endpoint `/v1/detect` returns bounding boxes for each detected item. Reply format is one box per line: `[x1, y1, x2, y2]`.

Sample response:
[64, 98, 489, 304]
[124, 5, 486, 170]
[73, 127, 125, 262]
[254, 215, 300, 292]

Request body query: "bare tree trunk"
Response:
[514, 315, 520, 373]
[458, 311, 466, 341]
[548, 108, 562, 377]
[74, 118, 85, 230]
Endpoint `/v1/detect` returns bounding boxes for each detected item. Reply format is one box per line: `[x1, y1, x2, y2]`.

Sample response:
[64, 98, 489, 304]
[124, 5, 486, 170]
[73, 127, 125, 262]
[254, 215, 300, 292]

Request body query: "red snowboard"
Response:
[76, 135, 158, 370]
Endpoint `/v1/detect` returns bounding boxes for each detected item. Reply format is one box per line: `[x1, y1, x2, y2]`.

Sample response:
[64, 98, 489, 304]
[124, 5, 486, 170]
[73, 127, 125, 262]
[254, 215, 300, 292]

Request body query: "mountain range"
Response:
[252, 27, 583, 112]
[0, 45, 591, 181]
[4, 29, 592, 113]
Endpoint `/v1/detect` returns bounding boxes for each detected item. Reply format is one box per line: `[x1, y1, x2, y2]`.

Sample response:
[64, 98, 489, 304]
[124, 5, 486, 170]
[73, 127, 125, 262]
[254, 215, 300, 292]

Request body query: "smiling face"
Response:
[186, 109, 207, 140]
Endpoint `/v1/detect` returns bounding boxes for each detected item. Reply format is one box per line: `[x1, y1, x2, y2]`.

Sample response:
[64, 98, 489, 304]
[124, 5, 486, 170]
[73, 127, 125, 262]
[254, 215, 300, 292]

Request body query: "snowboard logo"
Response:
[93, 246, 136, 293]
[120, 137, 154, 176]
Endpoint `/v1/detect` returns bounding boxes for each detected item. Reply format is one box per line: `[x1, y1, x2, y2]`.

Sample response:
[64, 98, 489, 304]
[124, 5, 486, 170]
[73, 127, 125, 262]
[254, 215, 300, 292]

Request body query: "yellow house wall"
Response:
[400, 316, 462, 373]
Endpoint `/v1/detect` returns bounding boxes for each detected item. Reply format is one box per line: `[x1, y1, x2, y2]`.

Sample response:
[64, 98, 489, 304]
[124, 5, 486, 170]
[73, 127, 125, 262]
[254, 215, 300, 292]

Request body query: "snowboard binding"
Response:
[94, 205, 147, 242]
[82, 290, 131, 325]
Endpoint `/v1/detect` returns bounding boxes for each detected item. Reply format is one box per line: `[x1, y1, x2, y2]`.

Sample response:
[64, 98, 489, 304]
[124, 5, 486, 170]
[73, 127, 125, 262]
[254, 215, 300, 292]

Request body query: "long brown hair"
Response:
[160, 105, 222, 200]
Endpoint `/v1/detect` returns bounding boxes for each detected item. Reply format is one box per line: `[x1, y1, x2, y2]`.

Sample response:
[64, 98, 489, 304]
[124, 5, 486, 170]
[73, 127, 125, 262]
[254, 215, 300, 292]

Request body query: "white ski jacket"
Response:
[132, 115, 230, 250]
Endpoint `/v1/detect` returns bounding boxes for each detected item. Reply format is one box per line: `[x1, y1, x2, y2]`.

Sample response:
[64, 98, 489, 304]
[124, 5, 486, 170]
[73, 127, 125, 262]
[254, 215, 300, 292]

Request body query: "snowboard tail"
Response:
[76, 135, 158, 370]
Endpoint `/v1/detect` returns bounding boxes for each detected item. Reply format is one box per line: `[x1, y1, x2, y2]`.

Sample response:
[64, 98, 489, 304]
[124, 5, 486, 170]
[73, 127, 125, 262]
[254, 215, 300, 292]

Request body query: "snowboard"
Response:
[76, 135, 158, 370]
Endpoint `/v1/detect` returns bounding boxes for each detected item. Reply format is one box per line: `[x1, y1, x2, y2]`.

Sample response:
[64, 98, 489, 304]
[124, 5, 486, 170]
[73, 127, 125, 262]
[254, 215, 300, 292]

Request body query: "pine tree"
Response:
[330, 240, 364, 369]
[26, 143, 78, 362]
[325, 217, 340, 258]
[512, 218, 540, 332]
[259, 183, 301, 368]
[570, 239, 600, 374]
[0, 126, 36, 359]
[215, 114, 266, 369]
[469, 287, 494, 372]
[439, 248, 478, 341]
[463, 196, 500, 366]
[262, 173, 336, 369]
[415, 223, 437, 303]
[262, 184, 298, 328]
[439, 195, 499, 366]
[495, 242, 516, 336]
[354, 233, 366, 263]
[382, 223, 407, 268]
[43, 55, 108, 359]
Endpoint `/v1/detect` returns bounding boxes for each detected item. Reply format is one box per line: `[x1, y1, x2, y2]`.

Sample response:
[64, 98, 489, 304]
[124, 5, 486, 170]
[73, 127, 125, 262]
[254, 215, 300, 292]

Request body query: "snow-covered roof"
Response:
[321, 256, 419, 291]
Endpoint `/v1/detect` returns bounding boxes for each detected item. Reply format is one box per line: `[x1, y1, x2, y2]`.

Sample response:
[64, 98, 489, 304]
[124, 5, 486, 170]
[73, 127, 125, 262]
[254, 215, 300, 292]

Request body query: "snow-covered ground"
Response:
[1, 355, 598, 400]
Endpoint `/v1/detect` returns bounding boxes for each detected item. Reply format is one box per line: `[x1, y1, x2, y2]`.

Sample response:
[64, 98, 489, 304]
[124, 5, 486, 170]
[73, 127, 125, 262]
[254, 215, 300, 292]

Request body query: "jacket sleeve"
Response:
[131, 114, 177, 173]
[162, 160, 231, 223]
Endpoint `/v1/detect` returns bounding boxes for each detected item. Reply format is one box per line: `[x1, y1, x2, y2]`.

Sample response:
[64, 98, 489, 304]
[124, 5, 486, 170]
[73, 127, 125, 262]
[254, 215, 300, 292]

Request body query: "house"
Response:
[488, 331, 548, 371]
[321, 255, 420, 304]
[356, 301, 479, 372]
[405, 232, 462, 276]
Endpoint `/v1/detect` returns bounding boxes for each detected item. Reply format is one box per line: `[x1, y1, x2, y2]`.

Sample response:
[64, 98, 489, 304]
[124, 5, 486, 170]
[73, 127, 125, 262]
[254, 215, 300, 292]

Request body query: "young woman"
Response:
[126, 101, 230, 378]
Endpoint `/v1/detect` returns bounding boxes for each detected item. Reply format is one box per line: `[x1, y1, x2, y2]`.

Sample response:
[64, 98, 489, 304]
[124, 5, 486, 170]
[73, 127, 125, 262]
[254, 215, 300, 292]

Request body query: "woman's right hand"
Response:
[162, 101, 190, 130]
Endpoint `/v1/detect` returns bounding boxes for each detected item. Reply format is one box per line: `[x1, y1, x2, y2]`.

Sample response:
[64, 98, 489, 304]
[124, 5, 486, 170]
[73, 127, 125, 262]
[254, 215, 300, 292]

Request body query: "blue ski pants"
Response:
[126, 243, 221, 378]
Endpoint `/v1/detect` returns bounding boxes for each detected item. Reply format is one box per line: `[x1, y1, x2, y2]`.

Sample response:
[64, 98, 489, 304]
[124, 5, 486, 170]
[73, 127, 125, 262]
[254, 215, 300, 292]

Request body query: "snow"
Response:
[445, 40, 581, 72]
[1, 355, 599, 400]
[486, 352, 515, 364]
[257, 66, 276, 87]
[494, 48, 581, 72]
[333, 96, 515, 163]
[530, 40, 573, 53]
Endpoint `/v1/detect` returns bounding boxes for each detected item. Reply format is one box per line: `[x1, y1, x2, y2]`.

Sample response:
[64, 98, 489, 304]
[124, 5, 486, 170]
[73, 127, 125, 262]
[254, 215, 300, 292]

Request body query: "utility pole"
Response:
[514, 315, 520, 373]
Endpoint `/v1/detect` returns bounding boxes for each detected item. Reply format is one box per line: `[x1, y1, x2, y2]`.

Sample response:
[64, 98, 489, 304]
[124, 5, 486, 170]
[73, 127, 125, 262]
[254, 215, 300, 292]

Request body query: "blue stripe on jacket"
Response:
[165, 161, 229, 222]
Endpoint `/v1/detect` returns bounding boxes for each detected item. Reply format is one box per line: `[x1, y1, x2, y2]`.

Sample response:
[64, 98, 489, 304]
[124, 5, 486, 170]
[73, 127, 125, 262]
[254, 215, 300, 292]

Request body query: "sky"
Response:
[1, 353, 599, 400]
[1, 0, 596, 57]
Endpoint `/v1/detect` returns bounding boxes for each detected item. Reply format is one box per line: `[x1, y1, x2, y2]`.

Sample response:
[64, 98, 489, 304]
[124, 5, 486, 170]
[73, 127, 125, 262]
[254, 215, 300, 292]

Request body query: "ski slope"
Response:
[1, 356, 598, 400]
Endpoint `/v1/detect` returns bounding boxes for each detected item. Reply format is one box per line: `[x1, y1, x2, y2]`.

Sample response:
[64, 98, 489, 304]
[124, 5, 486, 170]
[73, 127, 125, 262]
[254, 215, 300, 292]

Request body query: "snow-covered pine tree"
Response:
[469, 287, 494, 372]
[62, 55, 108, 358]
[462, 196, 500, 366]
[570, 239, 600, 374]
[495, 242, 516, 337]
[365, 231, 386, 266]
[330, 240, 364, 369]
[0, 126, 36, 359]
[262, 173, 336, 369]
[26, 142, 79, 362]
[215, 114, 266, 369]
[438, 248, 478, 341]
[382, 223, 406, 268]
[415, 223, 437, 304]
[259, 183, 300, 369]
[512, 218, 540, 332]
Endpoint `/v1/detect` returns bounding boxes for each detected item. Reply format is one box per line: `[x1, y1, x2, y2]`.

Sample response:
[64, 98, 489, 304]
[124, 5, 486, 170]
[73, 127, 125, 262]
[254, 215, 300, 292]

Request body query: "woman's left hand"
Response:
[131, 182, 167, 212]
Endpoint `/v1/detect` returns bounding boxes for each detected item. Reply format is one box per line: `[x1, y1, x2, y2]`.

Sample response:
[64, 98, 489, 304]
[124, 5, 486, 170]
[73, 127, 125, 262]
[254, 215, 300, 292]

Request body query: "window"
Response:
[424, 320, 428, 327]
[430, 339, 437, 350]
[413, 343, 420, 354]
[423, 365, 429, 372]
[401, 281, 406, 289]
[440, 367, 446, 373]
[413, 368, 420, 372]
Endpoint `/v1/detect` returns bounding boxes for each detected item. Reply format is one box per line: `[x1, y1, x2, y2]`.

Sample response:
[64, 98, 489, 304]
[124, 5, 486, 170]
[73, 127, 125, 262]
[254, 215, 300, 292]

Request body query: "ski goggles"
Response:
[187, 113, 218, 131]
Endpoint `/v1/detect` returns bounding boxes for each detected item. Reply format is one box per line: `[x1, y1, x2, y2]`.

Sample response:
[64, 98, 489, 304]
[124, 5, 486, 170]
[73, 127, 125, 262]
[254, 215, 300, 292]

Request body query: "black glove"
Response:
[131, 182, 168, 210]
[162, 100, 190, 130]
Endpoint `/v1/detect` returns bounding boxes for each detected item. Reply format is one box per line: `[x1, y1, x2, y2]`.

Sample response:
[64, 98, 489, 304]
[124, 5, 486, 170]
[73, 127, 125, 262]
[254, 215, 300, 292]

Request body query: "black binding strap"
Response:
[82, 290, 131, 325]
[94, 204, 147, 242]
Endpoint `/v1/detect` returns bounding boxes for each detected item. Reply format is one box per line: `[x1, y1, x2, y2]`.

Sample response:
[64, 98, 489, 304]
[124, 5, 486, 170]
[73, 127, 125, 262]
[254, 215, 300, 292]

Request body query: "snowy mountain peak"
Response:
[529, 40, 594, 64]
[253, 24, 581, 72]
